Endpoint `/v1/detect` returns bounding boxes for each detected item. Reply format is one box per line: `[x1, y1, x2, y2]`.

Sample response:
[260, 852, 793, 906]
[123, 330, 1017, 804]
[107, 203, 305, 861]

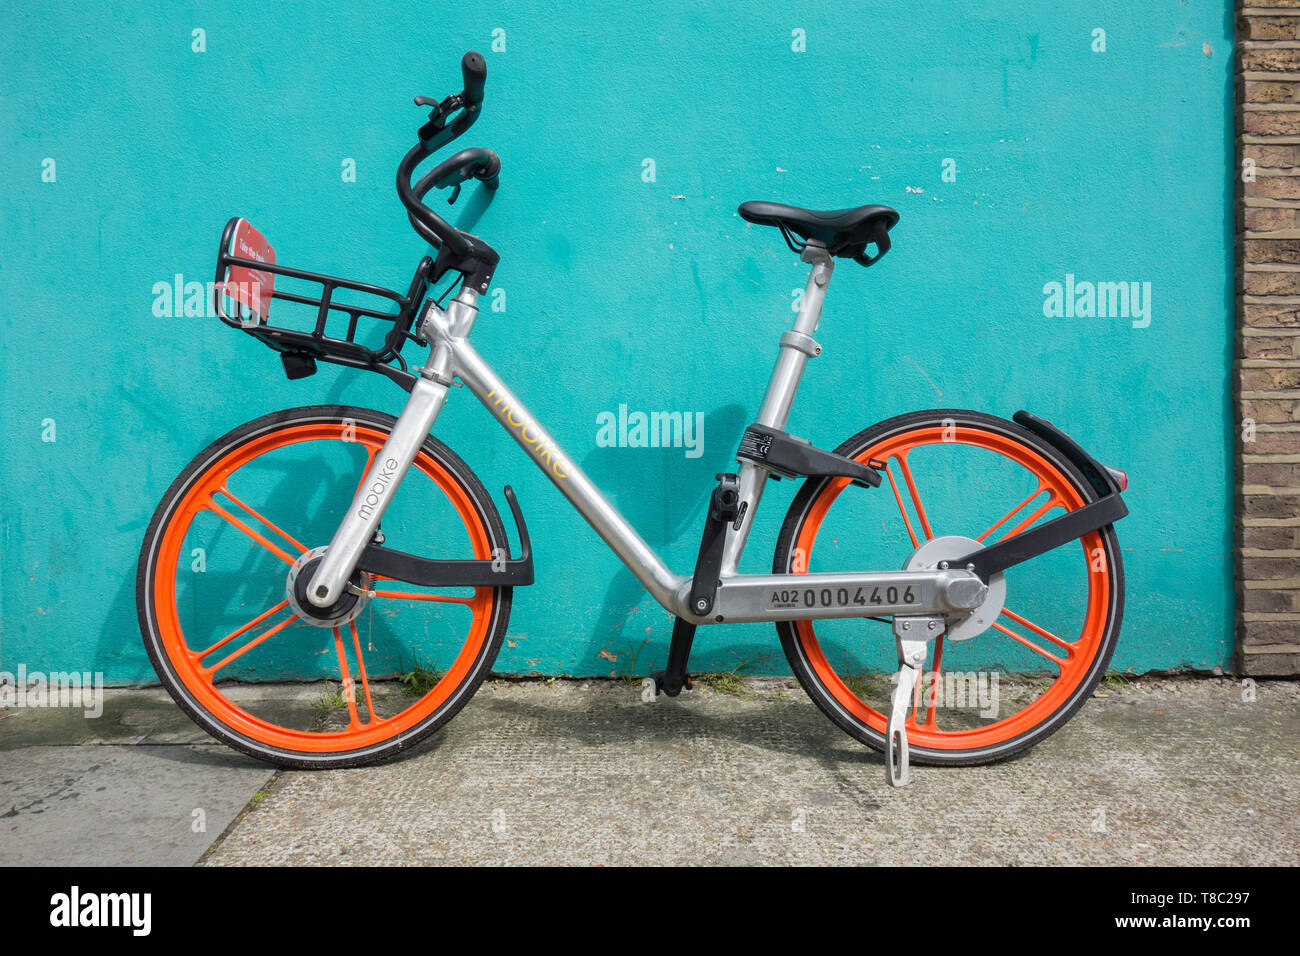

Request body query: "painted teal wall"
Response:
[2, 1, 1235, 682]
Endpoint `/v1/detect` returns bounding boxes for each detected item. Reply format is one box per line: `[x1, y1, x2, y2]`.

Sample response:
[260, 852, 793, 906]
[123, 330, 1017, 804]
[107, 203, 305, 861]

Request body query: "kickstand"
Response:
[886, 618, 938, 788]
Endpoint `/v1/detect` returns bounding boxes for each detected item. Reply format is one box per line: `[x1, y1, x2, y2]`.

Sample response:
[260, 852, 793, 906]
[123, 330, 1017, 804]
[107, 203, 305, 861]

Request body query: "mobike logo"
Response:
[486, 390, 570, 480]
[357, 457, 400, 520]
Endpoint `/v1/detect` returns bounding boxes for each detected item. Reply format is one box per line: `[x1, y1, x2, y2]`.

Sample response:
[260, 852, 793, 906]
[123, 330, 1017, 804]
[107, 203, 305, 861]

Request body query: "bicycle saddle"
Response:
[738, 200, 899, 266]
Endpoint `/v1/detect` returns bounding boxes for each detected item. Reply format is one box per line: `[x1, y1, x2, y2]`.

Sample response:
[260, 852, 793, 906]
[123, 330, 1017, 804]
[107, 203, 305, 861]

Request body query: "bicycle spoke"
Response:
[207, 498, 297, 565]
[977, 487, 1044, 543]
[348, 621, 377, 723]
[194, 599, 290, 660]
[997, 496, 1059, 543]
[895, 453, 934, 540]
[1001, 607, 1076, 654]
[884, 464, 920, 548]
[352, 446, 378, 498]
[332, 627, 361, 729]
[203, 613, 297, 675]
[991, 619, 1067, 668]
[217, 486, 306, 555]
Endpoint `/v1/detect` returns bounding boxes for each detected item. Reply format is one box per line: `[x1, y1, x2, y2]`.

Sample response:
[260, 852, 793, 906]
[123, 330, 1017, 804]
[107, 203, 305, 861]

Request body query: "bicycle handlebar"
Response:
[415, 147, 501, 198]
[397, 51, 496, 262]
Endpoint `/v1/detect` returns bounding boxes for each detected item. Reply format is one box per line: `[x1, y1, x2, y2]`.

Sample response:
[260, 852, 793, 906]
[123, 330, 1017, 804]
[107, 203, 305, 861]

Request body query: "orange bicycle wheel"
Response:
[774, 410, 1123, 766]
[137, 405, 512, 768]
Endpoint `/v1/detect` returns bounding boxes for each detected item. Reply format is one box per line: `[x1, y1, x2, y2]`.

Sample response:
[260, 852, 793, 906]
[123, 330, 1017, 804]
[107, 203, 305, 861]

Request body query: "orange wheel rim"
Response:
[791, 425, 1112, 751]
[151, 423, 496, 754]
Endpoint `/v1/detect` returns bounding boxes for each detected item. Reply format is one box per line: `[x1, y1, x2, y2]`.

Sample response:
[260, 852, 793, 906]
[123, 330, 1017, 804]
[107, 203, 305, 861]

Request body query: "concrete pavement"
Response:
[2, 677, 1296, 866]
[0, 688, 273, 866]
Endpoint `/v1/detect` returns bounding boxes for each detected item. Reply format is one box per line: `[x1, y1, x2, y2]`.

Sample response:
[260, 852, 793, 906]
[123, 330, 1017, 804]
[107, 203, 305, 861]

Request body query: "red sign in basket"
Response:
[218, 218, 276, 325]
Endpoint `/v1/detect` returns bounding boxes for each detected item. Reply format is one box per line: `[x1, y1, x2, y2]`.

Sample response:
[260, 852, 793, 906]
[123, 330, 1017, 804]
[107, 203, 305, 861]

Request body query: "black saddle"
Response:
[738, 201, 899, 266]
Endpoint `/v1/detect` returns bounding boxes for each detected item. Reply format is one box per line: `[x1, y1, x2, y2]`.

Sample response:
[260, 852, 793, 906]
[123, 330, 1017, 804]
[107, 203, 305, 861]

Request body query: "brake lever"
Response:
[414, 93, 463, 142]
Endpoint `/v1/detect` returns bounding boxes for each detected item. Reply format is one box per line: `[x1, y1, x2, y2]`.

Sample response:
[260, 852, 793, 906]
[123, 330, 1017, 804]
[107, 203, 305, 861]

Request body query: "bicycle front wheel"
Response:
[136, 405, 512, 768]
[774, 410, 1124, 766]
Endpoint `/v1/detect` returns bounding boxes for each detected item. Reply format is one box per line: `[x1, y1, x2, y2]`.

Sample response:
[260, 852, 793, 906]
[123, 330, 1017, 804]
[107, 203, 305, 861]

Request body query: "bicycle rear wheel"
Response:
[137, 405, 511, 768]
[774, 410, 1123, 766]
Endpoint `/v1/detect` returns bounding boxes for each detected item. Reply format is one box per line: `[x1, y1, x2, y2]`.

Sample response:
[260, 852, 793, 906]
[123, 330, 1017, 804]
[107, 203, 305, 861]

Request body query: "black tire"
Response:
[773, 409, 1124, 767]
[137, 405, 512, 769]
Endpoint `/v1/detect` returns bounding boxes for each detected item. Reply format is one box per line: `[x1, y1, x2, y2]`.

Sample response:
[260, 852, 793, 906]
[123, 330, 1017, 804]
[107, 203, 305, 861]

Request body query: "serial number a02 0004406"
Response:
[766, 584, 920, 611]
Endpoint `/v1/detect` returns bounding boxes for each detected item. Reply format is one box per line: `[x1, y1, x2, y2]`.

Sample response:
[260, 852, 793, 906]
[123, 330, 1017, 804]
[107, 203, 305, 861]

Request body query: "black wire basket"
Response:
[213, 217, 433, 387]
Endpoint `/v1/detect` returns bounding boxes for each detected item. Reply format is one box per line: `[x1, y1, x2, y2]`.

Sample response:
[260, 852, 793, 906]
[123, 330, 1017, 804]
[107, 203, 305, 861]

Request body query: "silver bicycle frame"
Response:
[308, 244, 986, 624]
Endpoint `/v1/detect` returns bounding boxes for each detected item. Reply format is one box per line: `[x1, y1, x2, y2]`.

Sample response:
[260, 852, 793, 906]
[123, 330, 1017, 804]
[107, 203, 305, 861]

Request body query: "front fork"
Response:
[307, 375, 449, 607]
[306, 291, 478, 608]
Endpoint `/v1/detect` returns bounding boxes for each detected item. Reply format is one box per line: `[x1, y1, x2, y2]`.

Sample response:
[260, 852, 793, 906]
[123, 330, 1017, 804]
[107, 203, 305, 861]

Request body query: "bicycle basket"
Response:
[213, 217, 433, 387]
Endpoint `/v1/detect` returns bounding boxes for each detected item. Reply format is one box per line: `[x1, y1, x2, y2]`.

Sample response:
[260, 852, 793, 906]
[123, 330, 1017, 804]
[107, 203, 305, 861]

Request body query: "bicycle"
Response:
[137, 52, 1129, 786]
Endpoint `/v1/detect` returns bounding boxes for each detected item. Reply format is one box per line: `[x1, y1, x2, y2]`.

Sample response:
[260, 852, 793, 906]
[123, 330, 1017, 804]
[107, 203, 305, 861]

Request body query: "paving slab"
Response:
[0, 688, 275, 866]
[200, 676, 1300, 866]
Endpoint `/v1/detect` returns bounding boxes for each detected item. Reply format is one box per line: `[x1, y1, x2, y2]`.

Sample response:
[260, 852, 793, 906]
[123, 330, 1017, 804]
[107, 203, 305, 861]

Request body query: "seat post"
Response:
[756, 240, 834, 431]
[719, 242, 834, 577]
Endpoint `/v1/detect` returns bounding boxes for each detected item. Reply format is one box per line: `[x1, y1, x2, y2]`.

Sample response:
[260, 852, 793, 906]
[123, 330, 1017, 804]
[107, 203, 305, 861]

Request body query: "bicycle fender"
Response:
[951, 411, 1129, 583]
[1011, 410, 1126, 498]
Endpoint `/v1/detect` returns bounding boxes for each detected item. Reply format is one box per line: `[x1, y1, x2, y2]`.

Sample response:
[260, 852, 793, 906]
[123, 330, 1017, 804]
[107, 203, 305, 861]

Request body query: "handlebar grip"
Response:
[461, 51, 486, 107]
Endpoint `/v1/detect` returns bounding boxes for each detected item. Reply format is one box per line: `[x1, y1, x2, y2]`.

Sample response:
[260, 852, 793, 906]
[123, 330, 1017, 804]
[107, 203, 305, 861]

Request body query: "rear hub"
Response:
[904, 535, 1006, 641]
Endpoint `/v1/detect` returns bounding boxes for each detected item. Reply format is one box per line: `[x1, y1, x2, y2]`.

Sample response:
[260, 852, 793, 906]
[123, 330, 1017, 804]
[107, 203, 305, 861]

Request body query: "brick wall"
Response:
[1240, 4, 1300, 675]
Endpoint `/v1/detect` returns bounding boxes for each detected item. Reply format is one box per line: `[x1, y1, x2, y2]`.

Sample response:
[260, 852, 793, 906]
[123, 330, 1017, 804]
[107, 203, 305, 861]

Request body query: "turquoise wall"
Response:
[2, 1, 1236, 682]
